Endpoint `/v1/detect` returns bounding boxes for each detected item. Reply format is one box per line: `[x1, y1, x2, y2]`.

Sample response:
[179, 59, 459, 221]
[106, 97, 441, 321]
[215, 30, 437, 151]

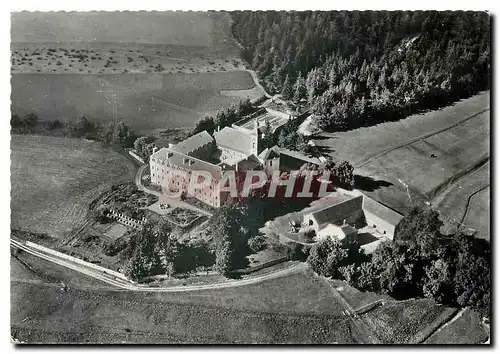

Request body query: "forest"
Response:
[231, 11, 490, 131]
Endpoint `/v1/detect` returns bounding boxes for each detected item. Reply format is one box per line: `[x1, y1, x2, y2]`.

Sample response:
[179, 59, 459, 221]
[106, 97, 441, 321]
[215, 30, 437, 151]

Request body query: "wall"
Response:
[363, 211, 397, 240]
[219, 146, 248, 162]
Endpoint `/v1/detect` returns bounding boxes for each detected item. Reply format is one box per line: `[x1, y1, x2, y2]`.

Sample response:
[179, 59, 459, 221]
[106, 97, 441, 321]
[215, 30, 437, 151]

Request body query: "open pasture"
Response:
[10, 135, 136, 238]
[314, 92, 490, 238]
[11, 71, 262, 134]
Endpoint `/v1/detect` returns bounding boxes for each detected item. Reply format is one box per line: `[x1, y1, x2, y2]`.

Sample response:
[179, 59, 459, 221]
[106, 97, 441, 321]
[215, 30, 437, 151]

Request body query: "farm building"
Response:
[300, 189, 404, 245]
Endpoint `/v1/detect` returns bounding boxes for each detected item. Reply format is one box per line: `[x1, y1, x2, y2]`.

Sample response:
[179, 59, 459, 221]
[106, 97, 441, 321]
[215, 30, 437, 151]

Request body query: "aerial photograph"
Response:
[10, 10, 490, 344]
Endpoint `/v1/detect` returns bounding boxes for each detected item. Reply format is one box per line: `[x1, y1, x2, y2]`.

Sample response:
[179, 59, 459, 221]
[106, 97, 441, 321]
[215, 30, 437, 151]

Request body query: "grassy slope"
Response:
[11, 263, 354, 344]
[433, 161, 490, 238]
[316, 92, 490, 238]
[10, 135, 136, 237]
[424, 309, 488, 344]
[11, 72, 258, 133]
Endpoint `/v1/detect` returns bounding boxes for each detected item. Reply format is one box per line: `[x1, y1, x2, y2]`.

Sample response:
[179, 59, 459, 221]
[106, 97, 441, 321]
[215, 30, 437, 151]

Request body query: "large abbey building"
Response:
[149, 121, 263, 208]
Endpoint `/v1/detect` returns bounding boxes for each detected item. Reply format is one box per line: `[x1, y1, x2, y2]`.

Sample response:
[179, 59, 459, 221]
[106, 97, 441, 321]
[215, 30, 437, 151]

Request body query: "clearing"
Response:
[314, 92, 490, 239]
[10, 135, 136, 238]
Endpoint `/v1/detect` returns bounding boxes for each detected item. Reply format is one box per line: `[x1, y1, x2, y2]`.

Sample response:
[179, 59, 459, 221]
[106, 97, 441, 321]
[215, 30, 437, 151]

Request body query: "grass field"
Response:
[11, 12, 238, 50]
[361, 299, 457, 344]
[314, 92, 490, 238]
[425, 309, 489, 344]
[11, 260, 353, 344]
[11, 253, 488, 344]
[11, 72, 262, 134]
[11, 135, 136, 238]
[433, 161, 490, 238]
[11, 12, 243, 75]
[11, 12, 265, 134]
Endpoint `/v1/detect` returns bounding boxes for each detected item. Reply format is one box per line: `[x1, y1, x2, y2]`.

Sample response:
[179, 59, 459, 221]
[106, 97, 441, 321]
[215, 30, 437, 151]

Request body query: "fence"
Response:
[25, 241, 130, 282]
[128, 150, 145, 164]
[107, 209, 146, 230]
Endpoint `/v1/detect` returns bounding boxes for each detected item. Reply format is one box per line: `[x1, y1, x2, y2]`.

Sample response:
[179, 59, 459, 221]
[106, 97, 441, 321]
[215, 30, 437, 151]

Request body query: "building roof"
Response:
[151, 147, 222, 180]
[214, 126, 255, 155]
[309, 194, 362, 227]
[261, 145, 321, 166]
[278, 147, 322, 165]
[170, 130, 213, 155]
[362, 196, 404, 227]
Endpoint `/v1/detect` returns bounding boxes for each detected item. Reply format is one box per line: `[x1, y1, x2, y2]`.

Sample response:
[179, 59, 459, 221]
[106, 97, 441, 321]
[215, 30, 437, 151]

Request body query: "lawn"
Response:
[10, 135, 136, 238]
[11, 71, 261, 134]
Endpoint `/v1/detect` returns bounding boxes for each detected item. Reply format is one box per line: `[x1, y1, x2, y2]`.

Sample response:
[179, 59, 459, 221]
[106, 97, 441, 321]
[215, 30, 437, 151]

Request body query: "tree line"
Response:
[231, 11, 490, 131]
[11, 112, 136, 148]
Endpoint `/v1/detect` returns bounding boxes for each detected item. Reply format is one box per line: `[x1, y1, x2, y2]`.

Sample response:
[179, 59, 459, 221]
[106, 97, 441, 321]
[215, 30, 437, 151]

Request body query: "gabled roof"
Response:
[362, 196, 404, 227]
[151, 147, 222, 180]
[214, 126, 255, 155]
[261, 145, 321, 165]
[170, 131, 213, 155]
[309, 195, 363, 227]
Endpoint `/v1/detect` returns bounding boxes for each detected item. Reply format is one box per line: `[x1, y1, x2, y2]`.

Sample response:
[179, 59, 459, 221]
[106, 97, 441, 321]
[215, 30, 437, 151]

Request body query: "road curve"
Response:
[11, 238, 304, 293]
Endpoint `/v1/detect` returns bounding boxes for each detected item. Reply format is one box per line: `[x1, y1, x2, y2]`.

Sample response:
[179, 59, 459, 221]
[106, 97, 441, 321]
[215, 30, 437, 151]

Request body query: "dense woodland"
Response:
[231, 11, 490, 131]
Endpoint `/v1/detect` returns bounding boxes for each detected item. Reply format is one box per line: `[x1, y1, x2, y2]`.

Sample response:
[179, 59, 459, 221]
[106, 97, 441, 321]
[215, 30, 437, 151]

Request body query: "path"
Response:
[322, 277, 381, 344]
[246, 69, 272, 99]
[11, 238, 304, 293]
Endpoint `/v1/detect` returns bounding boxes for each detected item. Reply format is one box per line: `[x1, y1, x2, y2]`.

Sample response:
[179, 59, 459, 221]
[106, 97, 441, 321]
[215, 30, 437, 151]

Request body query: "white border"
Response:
[1, 1, 497, 353]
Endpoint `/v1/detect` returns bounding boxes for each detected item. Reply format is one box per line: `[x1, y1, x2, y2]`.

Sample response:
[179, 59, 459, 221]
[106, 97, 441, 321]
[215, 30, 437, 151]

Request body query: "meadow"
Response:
[10, 135, 136, 238]
[11, 11, 265, 135]
[11, 71, 262, 134]
[315, 92, 490, 238]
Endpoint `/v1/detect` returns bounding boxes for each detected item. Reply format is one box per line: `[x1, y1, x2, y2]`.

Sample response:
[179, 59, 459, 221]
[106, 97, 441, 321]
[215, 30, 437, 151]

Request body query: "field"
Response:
[11, 12, 265, 135]
[11, 251, 489, 344]
[10, 135, 136, 238]
[11, 72, 262, 135]
[314, 91, 490, 238]
[433, 161, 490, 238]
[361, 299, 457, 344]
[11, 257, 354, 344]
[425, 309, 489, 344]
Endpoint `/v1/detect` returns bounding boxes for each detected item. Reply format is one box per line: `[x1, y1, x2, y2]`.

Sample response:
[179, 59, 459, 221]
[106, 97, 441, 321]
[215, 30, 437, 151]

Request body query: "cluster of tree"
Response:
[11, 113, 38, 130]
[133, 136, 157, 162]
[210, 204, 252, 276]
[276, 118, 307, 151]
[191, 99, 255, 136]
[123, 219, 178, 281]
[11, 112, 135, 148]
[322, 158, 355, 189]
[231, 11, 490, 131]
[307, 205, 491, 317]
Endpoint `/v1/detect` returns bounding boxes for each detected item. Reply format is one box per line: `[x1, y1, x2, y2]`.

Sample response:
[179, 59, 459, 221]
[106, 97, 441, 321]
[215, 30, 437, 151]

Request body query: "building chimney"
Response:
[217, 125, 220, 133]
[152, 146, 158, 155]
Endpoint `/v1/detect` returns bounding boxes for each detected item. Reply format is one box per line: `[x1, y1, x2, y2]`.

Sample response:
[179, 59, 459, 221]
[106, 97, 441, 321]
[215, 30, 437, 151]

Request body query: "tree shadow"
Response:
[354, 174, 393, 192]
